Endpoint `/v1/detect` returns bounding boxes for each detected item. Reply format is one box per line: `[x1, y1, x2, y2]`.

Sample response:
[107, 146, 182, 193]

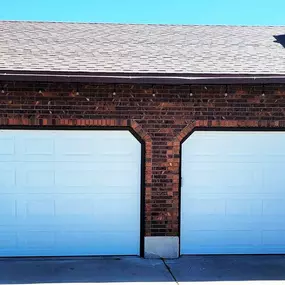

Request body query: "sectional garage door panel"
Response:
[181, 131, 285, 255]
[0, 130, 141, 257]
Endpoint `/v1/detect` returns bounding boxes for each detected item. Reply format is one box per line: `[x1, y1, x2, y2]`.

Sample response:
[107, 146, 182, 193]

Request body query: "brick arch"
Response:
[174, 119, 283, 146]
[1, 116, 152, 236]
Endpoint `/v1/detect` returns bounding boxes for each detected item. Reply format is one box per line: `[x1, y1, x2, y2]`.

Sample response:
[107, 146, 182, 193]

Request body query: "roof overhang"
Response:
[0, 70, 285, 84]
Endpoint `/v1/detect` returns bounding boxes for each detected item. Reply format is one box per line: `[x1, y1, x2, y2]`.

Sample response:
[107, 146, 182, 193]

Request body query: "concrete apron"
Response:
[166, 255, 285, 284]
[0, 255, 285, 285]
[0, 256, 176, 285]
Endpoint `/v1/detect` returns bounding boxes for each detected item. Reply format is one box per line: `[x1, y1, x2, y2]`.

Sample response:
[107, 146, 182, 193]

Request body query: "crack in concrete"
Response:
[161, 258, 179, 284]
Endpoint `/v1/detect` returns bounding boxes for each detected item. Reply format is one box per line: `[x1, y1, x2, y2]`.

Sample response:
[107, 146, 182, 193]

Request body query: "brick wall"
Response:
[1, 82, 285, 236]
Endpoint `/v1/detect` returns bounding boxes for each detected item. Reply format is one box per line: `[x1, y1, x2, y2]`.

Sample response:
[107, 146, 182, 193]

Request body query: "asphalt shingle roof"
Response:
[0, 21, 284, 75]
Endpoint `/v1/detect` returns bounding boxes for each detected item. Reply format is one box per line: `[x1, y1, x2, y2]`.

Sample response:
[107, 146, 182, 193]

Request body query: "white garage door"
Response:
[0, 129, 141, 257]
[181, 131, 285, 254]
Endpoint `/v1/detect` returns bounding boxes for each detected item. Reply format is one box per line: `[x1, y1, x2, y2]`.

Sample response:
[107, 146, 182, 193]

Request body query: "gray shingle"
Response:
[0, 21, 284, 75]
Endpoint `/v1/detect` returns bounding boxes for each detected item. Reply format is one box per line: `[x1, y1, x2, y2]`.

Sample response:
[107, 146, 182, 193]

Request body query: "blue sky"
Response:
[0, 0, 284, 25]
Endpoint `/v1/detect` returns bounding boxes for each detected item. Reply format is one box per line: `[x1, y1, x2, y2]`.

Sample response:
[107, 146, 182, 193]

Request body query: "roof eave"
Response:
[0, 71, 285, 84]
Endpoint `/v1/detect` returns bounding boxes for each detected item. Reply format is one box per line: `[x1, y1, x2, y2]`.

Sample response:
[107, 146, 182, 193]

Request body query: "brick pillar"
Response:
[144, 133, 180, 258]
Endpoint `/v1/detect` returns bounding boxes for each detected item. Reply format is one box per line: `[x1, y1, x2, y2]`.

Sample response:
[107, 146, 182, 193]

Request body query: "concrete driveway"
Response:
[0, 255, 285, 285]
[165, 255, 285, 284]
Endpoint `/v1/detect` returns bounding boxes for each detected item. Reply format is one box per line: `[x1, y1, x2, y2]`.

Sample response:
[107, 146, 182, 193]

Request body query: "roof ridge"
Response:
[0, 20, 284, 28]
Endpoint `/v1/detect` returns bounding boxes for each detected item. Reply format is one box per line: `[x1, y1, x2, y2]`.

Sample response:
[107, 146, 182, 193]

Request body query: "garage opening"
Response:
[181, 130, 285, 254]
[0, 129, 142, 257]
